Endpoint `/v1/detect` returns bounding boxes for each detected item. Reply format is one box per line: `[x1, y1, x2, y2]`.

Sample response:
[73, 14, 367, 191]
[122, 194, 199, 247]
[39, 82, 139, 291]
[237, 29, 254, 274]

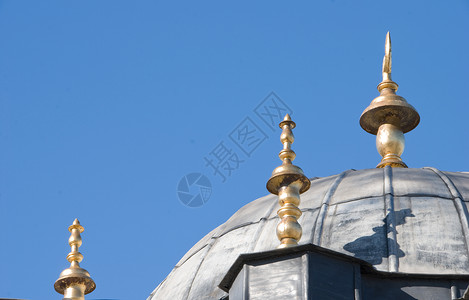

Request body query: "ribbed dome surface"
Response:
[148, 167, 469, 300]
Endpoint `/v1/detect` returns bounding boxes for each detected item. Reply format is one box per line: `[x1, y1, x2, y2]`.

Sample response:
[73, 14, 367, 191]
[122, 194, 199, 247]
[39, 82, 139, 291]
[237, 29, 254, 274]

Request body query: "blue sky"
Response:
[0, 1, 468, 299]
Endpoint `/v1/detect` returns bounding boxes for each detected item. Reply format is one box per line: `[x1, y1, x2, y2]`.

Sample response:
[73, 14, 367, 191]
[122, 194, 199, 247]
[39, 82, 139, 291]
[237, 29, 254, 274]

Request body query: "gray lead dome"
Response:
[148, 167, 469, 300]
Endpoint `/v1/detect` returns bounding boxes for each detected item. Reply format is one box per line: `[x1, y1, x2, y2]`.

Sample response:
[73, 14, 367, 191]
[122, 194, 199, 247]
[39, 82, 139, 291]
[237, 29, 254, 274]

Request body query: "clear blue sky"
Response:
[0, 1, 468, 299]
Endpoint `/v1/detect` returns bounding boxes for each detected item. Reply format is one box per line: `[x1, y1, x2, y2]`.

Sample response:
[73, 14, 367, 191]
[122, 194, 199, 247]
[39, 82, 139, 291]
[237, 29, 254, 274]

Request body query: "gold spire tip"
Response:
[69, 218, 84, 233]
[382, 31, 392, 78]
[279, 113, 295, 129]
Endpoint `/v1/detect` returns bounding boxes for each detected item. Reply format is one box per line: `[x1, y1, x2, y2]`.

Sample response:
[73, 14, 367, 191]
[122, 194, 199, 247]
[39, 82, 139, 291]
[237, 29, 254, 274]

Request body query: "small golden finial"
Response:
[360, 32, 420, 168]
[55, 219, 95, 300]
[267, 114, 310, 248]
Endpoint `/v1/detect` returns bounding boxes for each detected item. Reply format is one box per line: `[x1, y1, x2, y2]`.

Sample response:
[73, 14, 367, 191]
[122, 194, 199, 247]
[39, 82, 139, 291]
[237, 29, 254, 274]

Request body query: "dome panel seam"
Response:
[426, 167, 469, 266]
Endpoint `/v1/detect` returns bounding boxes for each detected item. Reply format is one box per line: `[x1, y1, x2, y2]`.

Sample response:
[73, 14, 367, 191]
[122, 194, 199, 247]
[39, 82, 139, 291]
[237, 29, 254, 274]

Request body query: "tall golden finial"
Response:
[360, 32, 420, 168]
[266, 114, 310, 248]
[54, 219, 95, 300]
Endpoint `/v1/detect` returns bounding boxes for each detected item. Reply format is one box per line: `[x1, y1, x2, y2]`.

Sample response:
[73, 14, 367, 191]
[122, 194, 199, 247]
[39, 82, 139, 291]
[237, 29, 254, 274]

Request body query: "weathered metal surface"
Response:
[220, 244, 364, 299]
[362, 276, 468, 300]
[148, 168, 469, 300]
[246, 255, 306, 299]
[222, 244, 469, 300]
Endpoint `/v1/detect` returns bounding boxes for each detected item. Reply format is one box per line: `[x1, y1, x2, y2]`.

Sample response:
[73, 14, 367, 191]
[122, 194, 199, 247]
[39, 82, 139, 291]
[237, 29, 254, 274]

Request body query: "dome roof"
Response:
[148, 167, 469, 300]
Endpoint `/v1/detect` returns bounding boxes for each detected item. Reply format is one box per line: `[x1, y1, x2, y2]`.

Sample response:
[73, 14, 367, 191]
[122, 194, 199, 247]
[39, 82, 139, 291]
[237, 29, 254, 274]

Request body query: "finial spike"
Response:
[382, 32, 392, 81]
[284, 113, 291, 121]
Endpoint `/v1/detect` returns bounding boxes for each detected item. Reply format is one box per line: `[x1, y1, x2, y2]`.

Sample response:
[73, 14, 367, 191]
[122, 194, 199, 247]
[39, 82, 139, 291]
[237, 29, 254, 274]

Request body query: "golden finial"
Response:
[54, 219, 95, 300]
[360, 32, 420, 168]
[267, 114, 310, 248]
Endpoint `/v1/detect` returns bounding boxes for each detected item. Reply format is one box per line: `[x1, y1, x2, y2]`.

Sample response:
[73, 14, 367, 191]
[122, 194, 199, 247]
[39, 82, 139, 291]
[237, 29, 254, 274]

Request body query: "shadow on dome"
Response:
[343, 208, 415, 266]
